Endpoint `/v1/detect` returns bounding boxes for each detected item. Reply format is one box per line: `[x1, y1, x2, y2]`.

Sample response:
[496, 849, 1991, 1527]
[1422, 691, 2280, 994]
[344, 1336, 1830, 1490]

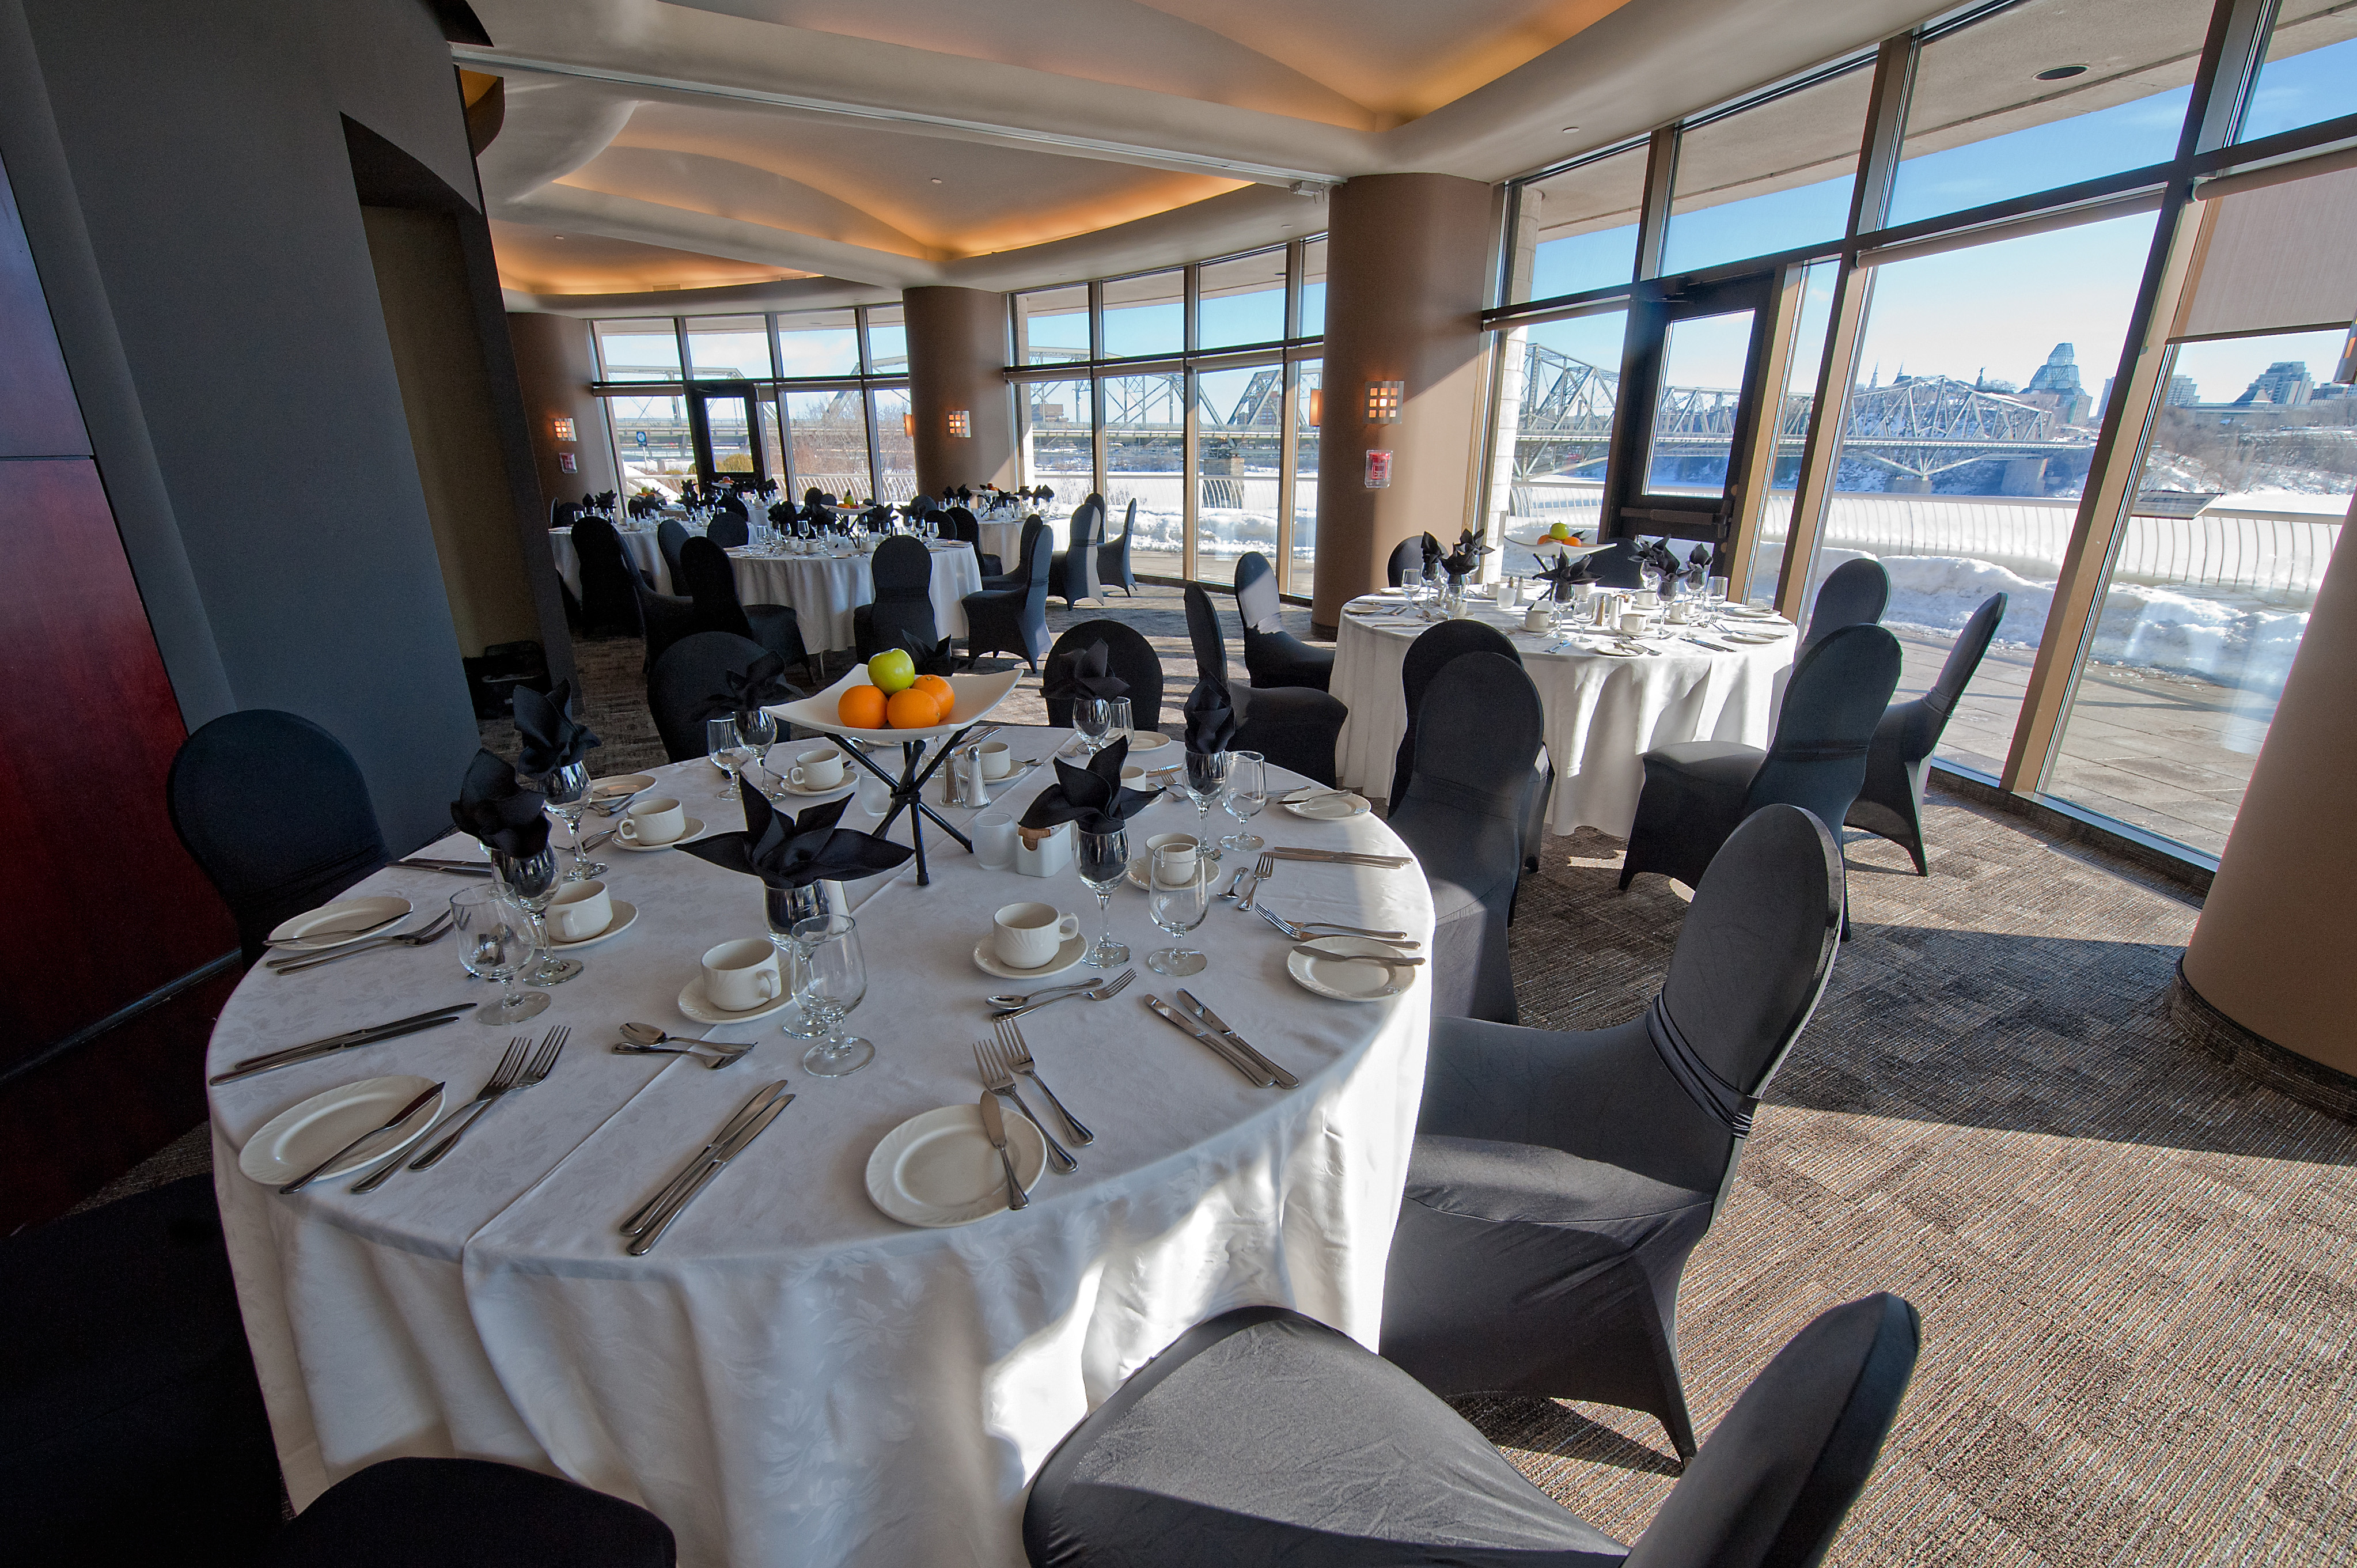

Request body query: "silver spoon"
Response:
[618, 1023, 751, 1066]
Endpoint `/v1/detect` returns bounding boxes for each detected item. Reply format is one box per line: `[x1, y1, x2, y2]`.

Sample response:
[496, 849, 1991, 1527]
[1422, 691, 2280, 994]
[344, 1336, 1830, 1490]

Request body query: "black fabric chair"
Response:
[1384, 804, 1849, 1460]
[1183, 584, 1347, 787]
[1232, 551, 1333, 692]
[1025, 1290, 1916, 1568]
[168, 710, 389, 966]
[678, 537, 810, 681]
[854, 535, 948, 666]
[1049, 496, 1104, 608]
[1590, 537, 1649, 588]
[648, 631, 771, 764]
[1386, 620, 1553, 882]
[570, 515, 641, 638]
[655, 520, 689, 589]
[265, 1456, 675, 1568]
[631, 572, 700, 675]
[705, 512, 749, 549]
[1, 1176, 284, 1568]
[962, 518, 1054, 669]
[1619, 624, 1903, 895]
[1097, 498, 1138, 596]
[1846, 592, 2007, 874]
[1803, 558, 1890, 649]
[1043, 620, 1165, 731]
[1384, 652, 1544, 1024]
[980, 516, 1045, 591]
[942, 505, 1000, 577]
[1385, 532, 1442, 588]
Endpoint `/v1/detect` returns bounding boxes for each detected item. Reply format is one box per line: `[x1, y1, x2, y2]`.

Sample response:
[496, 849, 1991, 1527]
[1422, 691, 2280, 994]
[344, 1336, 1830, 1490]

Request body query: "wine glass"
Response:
[1075, 825, 1130, 968]
[1102, 697, 1133, 752]
[492, 846, 582, 986]
[1147, 852, 1210, 976]
[736, 708, 778, 778]
[450, 886, 548, 1024]
[1401, 565, 1423, 603]
[707, 716, 753, 800]
[1218, 751, 1267, 853]
[1074, 697, 1114, 754]
[793, 914, 872, 1077]
[764, 884, 831, 1040]
[540, 760, 604, 881]
[1181, 749, 1231, 866]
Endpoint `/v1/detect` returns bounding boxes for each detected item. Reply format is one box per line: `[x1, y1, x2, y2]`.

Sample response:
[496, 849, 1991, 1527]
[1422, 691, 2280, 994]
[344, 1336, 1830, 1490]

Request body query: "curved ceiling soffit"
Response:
[498, 182, 946, 289]
[475, 75, 641, 199]
[558, 143, 934, 258]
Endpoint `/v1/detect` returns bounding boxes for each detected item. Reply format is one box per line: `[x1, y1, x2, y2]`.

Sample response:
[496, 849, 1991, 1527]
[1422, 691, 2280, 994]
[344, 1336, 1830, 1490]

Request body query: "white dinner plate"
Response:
[266, 896, 413, 952]
[237, 1075, 446, 1186]
[1726, 606, 1783, 619]
[1725, 631, 1785, 644]
[972, 933, 1088, 981]
[1124, 732, 1173, 756]
[1286, 938, 1413, 1001]
[589, 773, 657, 802]
[1282, 791, 1371, 820]
[677, 974, 797, 1025]
[548, 899, 638, 950]
[611, 817, 707, 852]
[865, 1104, 1048, 1228]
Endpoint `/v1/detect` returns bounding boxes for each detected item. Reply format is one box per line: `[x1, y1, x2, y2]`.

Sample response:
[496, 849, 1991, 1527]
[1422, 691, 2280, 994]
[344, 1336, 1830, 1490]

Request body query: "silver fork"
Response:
[268, 911, 456, 972]
[995, 968, 1134, 1021]
[974, 1038, 1077, 1173]
[352, 1036, 525, 1192]
[992, 1017, 1093, 1145]
[1238, 853, 1275, 912]
[1258, 907, 1418, 945]
[406, 1026, 568, 1171]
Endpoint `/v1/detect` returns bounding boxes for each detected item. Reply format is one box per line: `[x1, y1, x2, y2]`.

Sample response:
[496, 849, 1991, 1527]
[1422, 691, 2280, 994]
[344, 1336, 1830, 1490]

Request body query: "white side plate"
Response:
[866, 1104, 1048, 1227]
[1286, 937, 1411, 1001]
[266, 896, 412, 952]
[237, 1075, 445, 1185]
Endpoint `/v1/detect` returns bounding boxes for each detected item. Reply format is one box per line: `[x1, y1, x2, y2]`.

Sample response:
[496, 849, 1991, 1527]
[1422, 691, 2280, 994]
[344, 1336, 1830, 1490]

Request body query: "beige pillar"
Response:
[1310, 173, 1496, 634]
[2180, 488, 2357, 1075]
[904, 286, 1017, 496]
[507, 311, 619, 510]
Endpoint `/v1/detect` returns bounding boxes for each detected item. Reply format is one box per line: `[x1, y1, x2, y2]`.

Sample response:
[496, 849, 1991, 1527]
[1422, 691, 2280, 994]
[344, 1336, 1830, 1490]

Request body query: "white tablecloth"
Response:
[552, 528, 671, 594]
[1331, 596, 1797, 836]
[975, 519, 1024, 571]
[206, 730, 1433, 1568]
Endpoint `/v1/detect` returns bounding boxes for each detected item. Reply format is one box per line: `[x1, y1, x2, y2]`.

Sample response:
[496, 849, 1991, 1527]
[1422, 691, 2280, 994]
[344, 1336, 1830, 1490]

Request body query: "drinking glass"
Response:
[1074, 698, 1114, 754]
[492, 846, 581, 986]
[792, 915, 873, 1076]
[539, 760, 605, 881]
[736, 708, 778, 777]
[1401, 565, 1423, 601]
[1147, 853, 1210, 976]
[1103, 697, 1134, 752]
[1181, 749, 1231, 865]
[1075, 826, 1130, 968]
[764, 883, 834, 1040]
[707, 716, 753, 800]
[1219, 751, 1266, 853]
[450, 885, 548, 1024]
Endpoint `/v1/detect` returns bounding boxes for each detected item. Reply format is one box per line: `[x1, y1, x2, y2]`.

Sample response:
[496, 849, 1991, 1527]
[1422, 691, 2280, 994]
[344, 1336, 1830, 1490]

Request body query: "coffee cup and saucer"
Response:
[771, 744, 852, 797]
[545, 880, 637, 949]
[677, 938, 795, 1023]
[971, 900, 1087, 980]
[611, 796, 704, 851]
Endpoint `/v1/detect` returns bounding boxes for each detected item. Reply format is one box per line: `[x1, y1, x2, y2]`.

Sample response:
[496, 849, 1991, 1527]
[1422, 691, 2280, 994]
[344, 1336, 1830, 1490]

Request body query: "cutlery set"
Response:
[267, 911, 457, 973]
[350, 1027, 569, 1193]
[623, 1078, 794, 1253]
[969, 1021, 1093, 1209]
[212, 1003, 479, 1084]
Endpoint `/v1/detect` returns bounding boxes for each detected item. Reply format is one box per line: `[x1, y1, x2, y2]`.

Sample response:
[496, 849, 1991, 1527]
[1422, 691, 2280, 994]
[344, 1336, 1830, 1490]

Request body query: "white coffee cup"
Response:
[547, 880, 613, 941]
[701, 938, 782, 1012]
[1137, 832, 1197, 885]
[994, 901, 1081, 968]
[1620, 611, 1651, 637]
[1666, 600, 1693, 624]
[789, 745, 845, 791]
[977, 741, 1013, 780]
[1524, 603, 1554, 632]
[619, 796, 687, 845]
[1631, 589, 1659, 609]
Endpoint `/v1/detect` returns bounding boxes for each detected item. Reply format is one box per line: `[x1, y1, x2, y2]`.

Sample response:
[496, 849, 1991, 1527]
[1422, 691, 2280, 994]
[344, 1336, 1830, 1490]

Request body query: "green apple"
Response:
[866, 649, 917, 694]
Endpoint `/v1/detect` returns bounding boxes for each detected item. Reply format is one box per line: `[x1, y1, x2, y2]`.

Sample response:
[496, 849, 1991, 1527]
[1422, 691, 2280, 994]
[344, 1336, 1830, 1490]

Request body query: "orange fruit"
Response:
[886, 687, 941, 728]
[838, 684, 887, 729]
[912, 674, 953, 716]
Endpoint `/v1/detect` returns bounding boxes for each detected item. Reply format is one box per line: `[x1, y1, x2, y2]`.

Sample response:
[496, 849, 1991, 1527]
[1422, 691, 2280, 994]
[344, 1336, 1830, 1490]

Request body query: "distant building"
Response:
[2234, 361, 2313, 407]
[2022, 343, 2091, 423]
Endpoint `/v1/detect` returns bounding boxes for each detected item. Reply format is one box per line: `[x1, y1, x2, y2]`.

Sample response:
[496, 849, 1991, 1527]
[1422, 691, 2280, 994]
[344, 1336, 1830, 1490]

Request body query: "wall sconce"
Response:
[948, 408, 972, 438]
[551, 416, 576, 442]
[1306, 388, 1323, 427]
[1365, 380, 1403, 423]
[902, 412, 917, 438]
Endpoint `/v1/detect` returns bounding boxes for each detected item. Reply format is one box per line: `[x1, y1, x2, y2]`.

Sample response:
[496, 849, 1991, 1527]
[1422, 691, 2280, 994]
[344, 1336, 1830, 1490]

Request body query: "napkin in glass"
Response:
[682, 780, 912, 892]
[1017, 736, 1160, 839]
[1537, 548, 1600, 601]
[450, 748, 552, 858]
[1440, 527, 1493, 584]
[1182, 677, 1241, 756]
[1041, 639, 1128, 705]
[707, 650, 803, 728]
[511, 681, 601, 777]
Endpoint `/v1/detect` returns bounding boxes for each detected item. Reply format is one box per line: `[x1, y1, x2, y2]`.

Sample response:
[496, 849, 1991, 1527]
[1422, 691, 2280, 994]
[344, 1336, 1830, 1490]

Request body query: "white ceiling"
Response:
[468, 0, 1954, 311]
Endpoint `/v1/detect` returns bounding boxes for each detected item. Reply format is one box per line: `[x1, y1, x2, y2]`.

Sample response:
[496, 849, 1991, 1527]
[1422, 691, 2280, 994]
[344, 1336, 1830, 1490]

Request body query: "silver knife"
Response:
[276, 1081, 444, 1194]
[627, 1091, 795, 1255]
[1175, 991, 1299, 1089]
[211, 1005, 478, 1084]
[1142, 995, 1276, 1087]
[977, 1090, 1028, 1210]
[622, 1080, 793, 1234]
[1267, 849, 1412, 866]
[393, 858, 495, 876]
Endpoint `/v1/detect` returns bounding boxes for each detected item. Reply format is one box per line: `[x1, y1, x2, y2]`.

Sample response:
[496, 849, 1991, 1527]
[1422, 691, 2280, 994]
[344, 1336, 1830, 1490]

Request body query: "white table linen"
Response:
[975, 519, 1024, 571]
[1331, 596, 1797, 836]
[207, 730, 1433, 1568]
[728, 541, 982, 653]
[552, 528, 670, 595]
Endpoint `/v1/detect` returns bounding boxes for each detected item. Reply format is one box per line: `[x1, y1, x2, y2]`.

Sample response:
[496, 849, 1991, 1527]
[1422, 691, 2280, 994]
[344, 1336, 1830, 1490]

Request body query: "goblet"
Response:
[793, 915, 873, 1077]
[1147, 852, 1210, 977]
[1075, 826, 1130, 968]
[491, 846, 581, 986]
[450, 885, 547, 1024]
[1219, 751, 1266, 853]
[540, 760, 604, 881]
[1181, 748, 1231, 866]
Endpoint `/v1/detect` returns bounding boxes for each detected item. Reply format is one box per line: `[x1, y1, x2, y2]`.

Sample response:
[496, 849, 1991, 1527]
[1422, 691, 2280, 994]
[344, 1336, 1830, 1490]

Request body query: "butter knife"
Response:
[393, 858, 495, 876]
[1142, 995, 1276, 1087]
[977, 1091, 1028, 1211]
[622, 1080, 793, 1235]
[627, 1090, 795, 1255]
[211, 1004, 478, 1084]
[1174, 990, 1299, 1089]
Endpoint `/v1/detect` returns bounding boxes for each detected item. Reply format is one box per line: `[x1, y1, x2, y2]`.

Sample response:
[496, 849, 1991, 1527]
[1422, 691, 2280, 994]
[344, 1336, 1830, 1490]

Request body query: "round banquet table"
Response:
[1330, 591, 1798, 837]
[551, 527, 670, 594]
[204, 729, 1434, 1568]
[726, 540, 982, 653]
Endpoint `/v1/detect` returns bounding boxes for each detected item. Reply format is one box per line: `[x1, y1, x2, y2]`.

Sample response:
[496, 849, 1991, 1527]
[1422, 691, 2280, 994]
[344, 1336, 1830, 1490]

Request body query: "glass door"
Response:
[687, 385, 767, 487]
[1600, 272, 1778, 549]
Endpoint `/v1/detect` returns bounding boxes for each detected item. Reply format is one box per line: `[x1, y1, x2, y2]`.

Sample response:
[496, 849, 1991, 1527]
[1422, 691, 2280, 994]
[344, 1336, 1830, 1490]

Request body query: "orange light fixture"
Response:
[1306, 388, 1323, 427]
[1365, 380, 1403, 423]
[948, 409, 972, 438]
[551, 416, 576, 442]
[902, 412, 916, 438]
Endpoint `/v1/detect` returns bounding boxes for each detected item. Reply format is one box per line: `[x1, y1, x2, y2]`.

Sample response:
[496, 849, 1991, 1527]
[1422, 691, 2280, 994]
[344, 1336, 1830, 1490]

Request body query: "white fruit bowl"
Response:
[770, 666, 1021, 747]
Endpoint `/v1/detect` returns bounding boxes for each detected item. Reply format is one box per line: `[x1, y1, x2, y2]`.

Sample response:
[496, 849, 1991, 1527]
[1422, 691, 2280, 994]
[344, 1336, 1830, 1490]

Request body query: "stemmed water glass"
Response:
[1074, 697, 1114, 754]
[1102, 697, 1133, 752]
[1147, 852, 1210, 977]
[492, 846, 582, 986]
[1075, 825, 1131, 969]
[707, 716, 755, 801]
[1401, 565, 1423, 604]
[1181, 749, 1231, 865]
[1219, 751, 1266, 853]
[540, 760, 605, 881]
[793, 914, 873, 1077]
[449, 885, 548, 1024]
[736, 707, 778, 779]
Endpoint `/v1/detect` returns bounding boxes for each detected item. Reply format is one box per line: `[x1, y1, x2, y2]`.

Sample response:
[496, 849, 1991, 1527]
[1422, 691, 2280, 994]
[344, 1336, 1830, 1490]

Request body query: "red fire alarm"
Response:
[558, 452, 578, 474]
[1364, 449, 1392, 489]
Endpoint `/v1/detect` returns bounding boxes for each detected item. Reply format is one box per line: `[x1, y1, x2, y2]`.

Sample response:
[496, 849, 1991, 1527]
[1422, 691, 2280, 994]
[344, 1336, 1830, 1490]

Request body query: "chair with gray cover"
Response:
[943, 505, 1001, 576]
[1023, 1289, 1916, 1568]
[706, 510, 749, 549]
[1183, 584, 1347, 786]
[1619, 623, 1903, 895]
[1845, 592, 2007, 874]
[1386, 619, 1552, 881]
[648, 631, 774, 764]
[656, 519, 689, 589]
[1385, 532, 1442, 587]
[961, 517, 1053, 669]
[631, 571, 700, 675]
[1232, 551, 1333, 691]
[1097, 498, 1138, 596]
[1382, 804, 1849, 1461]
[678, 536, 811, 682]
[1590, 536, 1649, 588]
[264, 1456, 676, 1568]
[1044, 620, 1164, 731]
[1384, 652, 1544, 1023]
[1049, 495, 1105, 607]
[569, 514, 641, 638]
[1803, 558, 1890, 649]
[854, 535, 950, 667]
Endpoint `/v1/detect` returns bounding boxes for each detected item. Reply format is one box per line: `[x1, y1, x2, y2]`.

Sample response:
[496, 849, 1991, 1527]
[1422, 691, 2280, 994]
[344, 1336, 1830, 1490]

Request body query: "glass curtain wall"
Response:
[1102, 373, 1186, 580]
[1291, 362, 1322, 587]
[1193, 365, 1284, 584]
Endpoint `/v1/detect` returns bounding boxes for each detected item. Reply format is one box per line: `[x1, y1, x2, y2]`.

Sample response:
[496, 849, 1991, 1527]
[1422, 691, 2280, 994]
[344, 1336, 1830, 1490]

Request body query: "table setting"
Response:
[203, 665, 1435, 1568]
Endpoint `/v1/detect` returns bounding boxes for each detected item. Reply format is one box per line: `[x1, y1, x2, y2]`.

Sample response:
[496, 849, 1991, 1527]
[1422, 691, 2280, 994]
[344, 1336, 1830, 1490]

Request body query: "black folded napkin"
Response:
[708, 651, 802, 727]
[1042, 639, 1128, 705]
[683, 781, 912, 892]
[896, 628, 956, 678]
[1183, 677, 1240, 756]
[450, 748, 551, 858]
[1640, 539, 1685, 578]
[1420, 533, 1443, 578]
[1018, 736, 1160, 837]
[511, 682, 600, 777]
[1441, 527, 1494, 583]
[1536, 548, 1598, 600]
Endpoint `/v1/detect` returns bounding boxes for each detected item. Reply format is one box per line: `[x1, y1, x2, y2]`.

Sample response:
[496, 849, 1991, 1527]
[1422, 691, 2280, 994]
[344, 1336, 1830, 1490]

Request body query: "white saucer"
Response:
[677, 974, 796, 1025]
[972, 933, 1088, 981]
[1726, 607, 1783, 619]
[768, 775, 855, 799]
[1282, 791, 1371, 820]
[865, 1104, 1048, 1227]
[1124, 732, 1173, 755]
[612, 818, 706, 852]
[267, 896, 413, 952]
[548, 899, 638, 950]
[1286, 938, 1413, 1001]
[1580, 642, 1645, 658]
[237, 1075, 446, 1186]
[589, 772, 657, 801]
[1725, 630, 1784, 644]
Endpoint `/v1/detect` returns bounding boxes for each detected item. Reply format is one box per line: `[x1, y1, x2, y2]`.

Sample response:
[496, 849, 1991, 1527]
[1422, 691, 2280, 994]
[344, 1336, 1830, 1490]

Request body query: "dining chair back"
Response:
[631, 571, 700, 674]
[1096, 497, 1137, 596]
[656, 520, 689, 587]
[1743, 623, 1906, 827]
[859, 535, 944, 662]
[1384, 532, 1442, 587]
[1590, 537, 1649, 588]
[1846, 592, 2007, 873]
[1180, 584, 1348, 785]
[706, 511, 749, 549]
[569, 514, 641, 638]
[1388, 620, 1551, 883]
[677, 536, 755, 641]
[1803, 557, 1890, 649]
[265, 1456, 677, 1568]
[959, 516, 1053, 668]
[1231, 551, 1335, 692]
[648, 631, 770, 763]
[1050, 495, 1104, 607]
[1044, 620, 1164, 730]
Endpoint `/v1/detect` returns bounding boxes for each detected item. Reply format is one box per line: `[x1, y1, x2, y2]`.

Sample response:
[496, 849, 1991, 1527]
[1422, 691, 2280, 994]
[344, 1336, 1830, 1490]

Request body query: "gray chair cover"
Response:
[679, 537, 809, 679]
[1386, 620, 1553, 881]
[1385, 532, 1443, 587]
[1097, 498, 1138, 596]
[1384, 652, 1544, 1024]
[656, 519, 689, 588]
[167, 710, 389, 965]
[1044, 620, 1164, 731]
[631, 571, 700, 675]
[1384, 805, 1848, 1458]
[549, 498, 581, 531]
[706, 511, 749, 549]
[1049, 496, 1105, 607]
[647, 631, 770, 764]
[1183, 584, 1347, 786]
[1845, 593, 2007, 874]
[961, 519, 1053, 669]
[1619, 624, 1902, 894]
[1234, 551, 1335, 691]
[854, 535, 948, 665]
[569, 515, 641, 637]
[1024, 1290, 1915, 1568]
[1802, 558, 1889, 650]
[1590, 538, 1648, 588]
